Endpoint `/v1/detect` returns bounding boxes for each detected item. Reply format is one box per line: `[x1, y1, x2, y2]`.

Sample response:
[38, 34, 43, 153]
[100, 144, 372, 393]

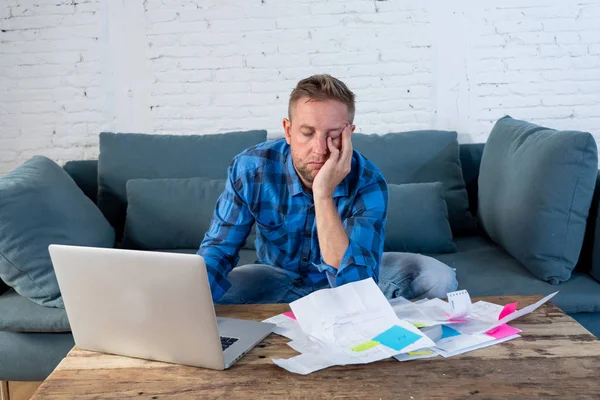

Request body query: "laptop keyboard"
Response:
[220, 336, 239, 351]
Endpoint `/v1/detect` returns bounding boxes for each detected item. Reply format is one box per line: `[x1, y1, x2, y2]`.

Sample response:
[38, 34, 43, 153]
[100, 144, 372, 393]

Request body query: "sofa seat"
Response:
[0, 289, 70, 332]
[431, 235, 600, 314]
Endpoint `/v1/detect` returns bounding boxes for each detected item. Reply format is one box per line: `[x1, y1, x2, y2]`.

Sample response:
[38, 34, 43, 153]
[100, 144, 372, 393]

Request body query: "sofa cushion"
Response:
[0, 156, 115, 308]
[431, 236, 600, 314]
[478, 116, 598, 284]
[0, 289, 70, 332]
[0, 331, 74, 381]
[98, 130, 267, 238]
[385, 183, 456, 254]
[63, 160, 99, 204]
[353, 130, 476, 235]
[124, 178, 257, 251]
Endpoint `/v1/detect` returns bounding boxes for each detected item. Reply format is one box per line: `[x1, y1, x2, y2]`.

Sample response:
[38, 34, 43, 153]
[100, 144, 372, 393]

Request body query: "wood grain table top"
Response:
[31, 296, 600, 399]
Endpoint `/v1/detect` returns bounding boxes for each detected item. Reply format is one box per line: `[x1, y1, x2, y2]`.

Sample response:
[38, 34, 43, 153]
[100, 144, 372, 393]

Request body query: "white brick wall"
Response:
[1, 0, 599, 175]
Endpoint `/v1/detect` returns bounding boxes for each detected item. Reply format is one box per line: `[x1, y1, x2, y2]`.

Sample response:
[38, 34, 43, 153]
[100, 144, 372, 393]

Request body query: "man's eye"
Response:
[301, 131, 313, 137]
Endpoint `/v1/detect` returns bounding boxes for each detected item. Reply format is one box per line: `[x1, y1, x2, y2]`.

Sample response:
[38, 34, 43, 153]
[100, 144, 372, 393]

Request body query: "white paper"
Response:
[272, 352, 337, 375]
[272, 278, 434, 374]
[455, 292, 558, 335]
[434, 333, 495, 353]
[394, 349, 439, 362]
[290, 278, 398, 343]
[432, 334, 520, 358]
[447, 290, 472, 319]
[262, 314, 309, 342]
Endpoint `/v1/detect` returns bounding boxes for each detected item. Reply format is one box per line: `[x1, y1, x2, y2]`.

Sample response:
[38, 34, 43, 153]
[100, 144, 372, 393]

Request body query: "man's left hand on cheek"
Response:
[312, 124, 353, 199]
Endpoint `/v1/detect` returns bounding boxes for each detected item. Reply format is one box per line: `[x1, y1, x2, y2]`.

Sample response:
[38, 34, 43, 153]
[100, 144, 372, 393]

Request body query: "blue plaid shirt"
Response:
[198, 138, 388, 301]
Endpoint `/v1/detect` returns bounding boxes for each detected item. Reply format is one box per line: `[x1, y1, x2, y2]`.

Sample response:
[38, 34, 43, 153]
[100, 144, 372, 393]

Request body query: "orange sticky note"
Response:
[486, 324, 520, 339]
[283, 311, 296, 320]
[499, 302, 518, 320]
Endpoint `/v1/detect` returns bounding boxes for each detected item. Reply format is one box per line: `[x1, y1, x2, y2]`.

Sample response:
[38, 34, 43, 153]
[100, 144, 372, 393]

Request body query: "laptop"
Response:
[48, 244, 275, 370]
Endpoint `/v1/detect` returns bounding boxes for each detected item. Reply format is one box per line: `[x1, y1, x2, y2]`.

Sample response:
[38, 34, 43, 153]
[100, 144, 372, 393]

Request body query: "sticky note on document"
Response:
[373, 325, 421, 351]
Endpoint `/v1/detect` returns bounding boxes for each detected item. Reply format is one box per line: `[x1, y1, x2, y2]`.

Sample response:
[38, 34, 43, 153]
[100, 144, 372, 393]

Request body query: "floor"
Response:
[3, 382, 42, 400]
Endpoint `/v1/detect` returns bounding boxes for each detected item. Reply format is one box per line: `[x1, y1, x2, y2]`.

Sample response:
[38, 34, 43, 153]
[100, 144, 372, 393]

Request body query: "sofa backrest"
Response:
[63, 142, 487, 232]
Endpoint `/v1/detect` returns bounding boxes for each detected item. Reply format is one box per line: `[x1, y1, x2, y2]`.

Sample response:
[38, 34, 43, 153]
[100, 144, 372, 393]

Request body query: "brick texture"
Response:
[1, 0, 599, 175]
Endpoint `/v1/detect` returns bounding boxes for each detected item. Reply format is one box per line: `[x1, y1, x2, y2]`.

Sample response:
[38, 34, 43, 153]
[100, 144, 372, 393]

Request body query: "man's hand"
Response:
[312, 123, 353, 199]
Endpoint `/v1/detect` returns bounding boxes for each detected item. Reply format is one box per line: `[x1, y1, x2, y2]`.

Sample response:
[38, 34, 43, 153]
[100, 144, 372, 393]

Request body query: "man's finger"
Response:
[327, 136, 340, 160]
[340, 124, 353, 164]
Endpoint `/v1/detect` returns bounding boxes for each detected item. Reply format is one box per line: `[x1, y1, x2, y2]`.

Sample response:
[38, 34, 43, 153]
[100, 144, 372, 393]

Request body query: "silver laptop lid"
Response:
[49, 244, 226, 370]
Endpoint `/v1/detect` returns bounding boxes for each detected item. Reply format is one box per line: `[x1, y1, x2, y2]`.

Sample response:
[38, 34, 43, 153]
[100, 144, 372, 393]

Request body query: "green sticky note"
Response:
[408, 350, 432, 356]
[413, 322, 427, 328]
[351, 340, 380, 352]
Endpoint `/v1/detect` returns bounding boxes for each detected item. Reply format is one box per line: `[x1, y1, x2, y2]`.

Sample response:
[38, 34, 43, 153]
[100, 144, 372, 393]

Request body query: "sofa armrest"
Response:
[580, 171, 600, 281]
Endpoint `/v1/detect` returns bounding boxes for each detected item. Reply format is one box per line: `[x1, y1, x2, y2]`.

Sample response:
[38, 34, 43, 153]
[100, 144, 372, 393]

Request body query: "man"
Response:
[198, 74, 457, 304]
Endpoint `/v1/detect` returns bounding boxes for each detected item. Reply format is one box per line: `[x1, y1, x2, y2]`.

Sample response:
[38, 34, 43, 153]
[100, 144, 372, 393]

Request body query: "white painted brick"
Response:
[210, 18, 277, 32]
[505, 57, 571, 71]
[580, 31, 600, 44]
[555, 32, 581, 45]
[310, 51, 380, 67]
[178, 56, 244, 70]
[148, 21, 208, 35]
[506, 32, 556, 45]
[494, 21, 543, 34]
[570, 56, 600, 69]
[538, 45, 589, 57]
[148, 45, 212, 59]
[542, 94, 600, 106]
[521, 6, 579, 18]
[154, 70, 213, 83]
[3, 0, 600, 163]
[246, 54, 310, 69]
[309, 2, 375, 15]
[543, 69, 600, 81]
[145, 10, 178, 23]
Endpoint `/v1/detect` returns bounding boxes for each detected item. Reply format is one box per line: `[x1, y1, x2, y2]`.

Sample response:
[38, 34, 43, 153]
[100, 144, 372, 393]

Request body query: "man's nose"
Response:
[314, 136, 328, 155]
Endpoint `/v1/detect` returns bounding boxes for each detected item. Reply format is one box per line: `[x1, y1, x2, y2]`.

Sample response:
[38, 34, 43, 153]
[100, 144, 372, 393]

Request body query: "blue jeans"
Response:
[217, 252, 458, 304]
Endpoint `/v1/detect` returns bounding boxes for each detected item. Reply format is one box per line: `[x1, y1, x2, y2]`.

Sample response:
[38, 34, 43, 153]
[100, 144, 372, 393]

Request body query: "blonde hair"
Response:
[288, 74, 355, 123]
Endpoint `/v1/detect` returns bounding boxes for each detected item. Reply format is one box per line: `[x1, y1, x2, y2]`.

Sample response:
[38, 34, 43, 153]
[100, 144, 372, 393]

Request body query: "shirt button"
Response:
[302, 257, 308, 262]
[304, 232, 311, 238]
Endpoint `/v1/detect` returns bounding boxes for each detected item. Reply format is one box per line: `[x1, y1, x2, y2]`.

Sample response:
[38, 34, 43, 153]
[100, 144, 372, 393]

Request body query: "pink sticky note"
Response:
[448, 318, 468, 323]
[445, 314, 468, 323]
[283, 311, 296, 320]
[499, 302, 518, 320]
[486, 324, 521, 339]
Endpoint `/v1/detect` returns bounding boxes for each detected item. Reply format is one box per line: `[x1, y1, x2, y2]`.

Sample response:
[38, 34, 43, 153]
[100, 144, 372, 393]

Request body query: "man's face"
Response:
[283, 97, 354, 188]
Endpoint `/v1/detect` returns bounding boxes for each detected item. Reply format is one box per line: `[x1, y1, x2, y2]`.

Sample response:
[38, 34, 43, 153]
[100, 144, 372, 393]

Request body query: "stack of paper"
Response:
[263, 279, 558, 374]
[263, 278, 435, 374]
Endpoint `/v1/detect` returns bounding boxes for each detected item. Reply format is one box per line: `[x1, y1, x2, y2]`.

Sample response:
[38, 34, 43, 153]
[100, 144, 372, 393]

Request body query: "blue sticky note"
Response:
[441, 325, 461, 339]
[372, 325, 421, 351]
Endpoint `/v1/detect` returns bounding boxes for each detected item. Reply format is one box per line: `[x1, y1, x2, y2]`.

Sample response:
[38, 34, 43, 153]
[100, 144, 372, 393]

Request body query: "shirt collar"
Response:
[285, 148, 351, 199]
[285, 151, 305, 197]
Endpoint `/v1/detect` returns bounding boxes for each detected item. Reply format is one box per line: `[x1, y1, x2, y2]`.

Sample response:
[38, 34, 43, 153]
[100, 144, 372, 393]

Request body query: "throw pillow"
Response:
[478, 116, 598, 284]
[0, 156, 115, 308]
[353, 130, 476, 235]
[385, 183, 456, 254]
[98, 130, 267, 238]
[124, 178, 257, 250]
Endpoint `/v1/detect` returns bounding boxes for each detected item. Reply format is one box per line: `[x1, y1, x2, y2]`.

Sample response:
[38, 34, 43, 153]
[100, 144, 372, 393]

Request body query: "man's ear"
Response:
[283, 118, 292, 145]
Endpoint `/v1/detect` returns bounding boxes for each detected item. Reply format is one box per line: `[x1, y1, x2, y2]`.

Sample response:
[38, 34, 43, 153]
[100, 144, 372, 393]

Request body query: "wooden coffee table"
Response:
[31, 296, 600, 399]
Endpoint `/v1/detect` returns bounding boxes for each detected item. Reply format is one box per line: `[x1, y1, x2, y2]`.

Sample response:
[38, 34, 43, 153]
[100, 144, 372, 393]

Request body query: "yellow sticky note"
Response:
[408, 350, 432, 356]
[351, 340, 380, 352]
[413, 322, 427, 328]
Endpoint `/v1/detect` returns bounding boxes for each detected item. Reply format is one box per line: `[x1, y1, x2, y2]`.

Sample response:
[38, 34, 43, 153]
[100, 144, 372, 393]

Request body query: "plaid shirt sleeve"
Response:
[197, 163, 254, 302]
[314, 178, 388, 288]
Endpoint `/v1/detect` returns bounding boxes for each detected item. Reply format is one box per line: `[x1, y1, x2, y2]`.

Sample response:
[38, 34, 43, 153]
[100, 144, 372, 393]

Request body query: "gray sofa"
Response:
[2, 120, 600, 382]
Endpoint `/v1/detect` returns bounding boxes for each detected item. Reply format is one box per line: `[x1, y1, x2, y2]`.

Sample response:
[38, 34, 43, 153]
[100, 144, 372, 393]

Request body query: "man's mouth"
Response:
[308, 161, 325, 169]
